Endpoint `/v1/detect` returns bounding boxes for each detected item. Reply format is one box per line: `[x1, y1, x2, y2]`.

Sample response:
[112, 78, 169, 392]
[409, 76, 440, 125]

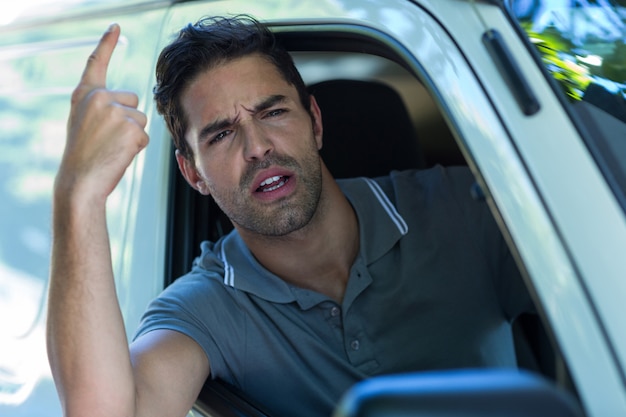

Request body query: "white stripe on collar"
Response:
[220, 244, 235, 287]
[362, 177, 409, 235]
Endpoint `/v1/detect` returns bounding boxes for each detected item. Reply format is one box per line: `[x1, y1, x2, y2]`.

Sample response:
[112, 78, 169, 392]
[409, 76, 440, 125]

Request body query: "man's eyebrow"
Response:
[198, 116, 237, 143]
[196, 95, 288, 143]
[252, 94, 288, 113]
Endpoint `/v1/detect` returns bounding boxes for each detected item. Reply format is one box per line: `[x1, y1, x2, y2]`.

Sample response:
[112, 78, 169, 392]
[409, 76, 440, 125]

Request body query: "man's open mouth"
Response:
[256, 175, 290, 193]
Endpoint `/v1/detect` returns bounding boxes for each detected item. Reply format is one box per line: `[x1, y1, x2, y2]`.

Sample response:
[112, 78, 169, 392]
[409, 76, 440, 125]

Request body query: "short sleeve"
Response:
[132, 261, 246, 381]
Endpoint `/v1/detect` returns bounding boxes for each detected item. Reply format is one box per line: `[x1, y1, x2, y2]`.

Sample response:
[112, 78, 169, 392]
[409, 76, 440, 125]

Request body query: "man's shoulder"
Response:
[386, 165, 473, 186]
[338, 165, 471, 184]
[337, 165, 473, 200]
[163, 263, 229, 304]
[165, 234, 239, 298]
[192, 230, 243, 273]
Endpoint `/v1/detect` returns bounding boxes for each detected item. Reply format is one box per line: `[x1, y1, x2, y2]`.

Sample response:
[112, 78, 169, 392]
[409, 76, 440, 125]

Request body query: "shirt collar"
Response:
[212, 177, 408, 303]
[339, 177, 408, 265]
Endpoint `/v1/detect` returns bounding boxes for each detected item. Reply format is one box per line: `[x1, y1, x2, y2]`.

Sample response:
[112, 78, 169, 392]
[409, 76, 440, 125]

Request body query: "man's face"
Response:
[179, 54, 324, 237]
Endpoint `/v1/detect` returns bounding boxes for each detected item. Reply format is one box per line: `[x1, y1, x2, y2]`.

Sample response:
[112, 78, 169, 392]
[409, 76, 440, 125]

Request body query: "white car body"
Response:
[0, 0, 624, 416]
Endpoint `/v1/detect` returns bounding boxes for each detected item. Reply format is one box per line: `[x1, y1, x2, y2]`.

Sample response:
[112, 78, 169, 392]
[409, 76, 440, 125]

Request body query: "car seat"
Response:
[310, 79, 425, 178]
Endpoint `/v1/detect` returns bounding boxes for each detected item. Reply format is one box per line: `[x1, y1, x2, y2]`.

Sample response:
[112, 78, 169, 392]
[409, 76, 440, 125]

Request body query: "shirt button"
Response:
[331, 306, 341, 317]
[351, 340, 360, 351]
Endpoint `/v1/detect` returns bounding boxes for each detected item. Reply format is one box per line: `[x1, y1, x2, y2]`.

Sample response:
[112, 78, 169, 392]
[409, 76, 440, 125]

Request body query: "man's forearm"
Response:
[47, 192, 136, 417]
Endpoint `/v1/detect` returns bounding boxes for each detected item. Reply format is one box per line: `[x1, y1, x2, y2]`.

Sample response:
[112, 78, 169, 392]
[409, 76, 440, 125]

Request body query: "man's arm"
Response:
[46, 24, 209, 417]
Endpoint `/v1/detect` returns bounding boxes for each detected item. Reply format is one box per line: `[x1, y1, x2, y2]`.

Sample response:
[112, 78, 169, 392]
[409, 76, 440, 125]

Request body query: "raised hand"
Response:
[57, 23, 149, 203]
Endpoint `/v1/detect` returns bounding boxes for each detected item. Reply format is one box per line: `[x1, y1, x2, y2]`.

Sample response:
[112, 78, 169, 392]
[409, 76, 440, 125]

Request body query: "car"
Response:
[0, 0, 624, 416]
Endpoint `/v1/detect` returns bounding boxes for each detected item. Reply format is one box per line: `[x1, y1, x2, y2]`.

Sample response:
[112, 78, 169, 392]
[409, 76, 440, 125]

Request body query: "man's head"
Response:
[154, 15, 326, 237]
[154, 15, 311, 165]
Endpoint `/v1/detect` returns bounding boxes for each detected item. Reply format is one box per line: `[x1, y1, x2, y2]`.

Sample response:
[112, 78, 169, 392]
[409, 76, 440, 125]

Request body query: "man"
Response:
[47, 15, 533, 417]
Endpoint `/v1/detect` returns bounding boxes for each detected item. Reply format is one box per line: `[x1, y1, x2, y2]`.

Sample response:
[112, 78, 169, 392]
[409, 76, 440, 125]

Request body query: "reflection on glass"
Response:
[0, 31, 87, 409]
[511, 0, 625, 107]
[511, 0, 626, 209]
[512, 0, 626, 101]
[0, 0, 150, 26]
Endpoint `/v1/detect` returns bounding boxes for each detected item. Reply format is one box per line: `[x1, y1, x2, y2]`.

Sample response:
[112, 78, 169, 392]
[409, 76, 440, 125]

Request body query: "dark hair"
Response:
[154, 15, 311, 163]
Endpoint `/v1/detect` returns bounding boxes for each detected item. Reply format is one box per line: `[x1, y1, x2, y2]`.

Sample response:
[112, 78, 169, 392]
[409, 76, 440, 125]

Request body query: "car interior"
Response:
[164, 25, 580, 417]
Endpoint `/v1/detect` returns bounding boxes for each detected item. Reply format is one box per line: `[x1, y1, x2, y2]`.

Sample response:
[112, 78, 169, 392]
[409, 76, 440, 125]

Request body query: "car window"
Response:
[0, 0, 154, 26]
[0, 35, 87, 415]
[0, 9, 165, 414]
[510, 0, 626, 209]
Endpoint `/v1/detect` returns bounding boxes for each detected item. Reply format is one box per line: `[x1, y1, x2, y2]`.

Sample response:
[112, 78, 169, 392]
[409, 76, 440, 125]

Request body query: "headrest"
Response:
[309, 79, 424, 178]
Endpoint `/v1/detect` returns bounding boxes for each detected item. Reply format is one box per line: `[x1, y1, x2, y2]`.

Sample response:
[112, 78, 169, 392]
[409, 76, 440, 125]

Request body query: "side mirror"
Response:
[333, 369, 584, 417]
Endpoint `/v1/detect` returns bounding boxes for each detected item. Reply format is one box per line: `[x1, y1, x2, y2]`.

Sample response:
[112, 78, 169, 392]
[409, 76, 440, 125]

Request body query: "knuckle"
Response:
[138, 112, 148, 127]
[88, 88, 109, 104]
[138, 132, 150, 149]
[123, 129, 148, 153]
[70, 85, 88, 106]
[108, 102, 125, 117]
[81, 89, 113, 114]
[121, 91, 140, 108]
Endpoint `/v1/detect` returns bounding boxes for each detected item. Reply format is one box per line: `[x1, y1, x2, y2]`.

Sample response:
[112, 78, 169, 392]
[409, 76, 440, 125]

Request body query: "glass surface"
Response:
[0, 36, 78, 415]
[0, 0, 153, 26]
[510, 0, 626, 208]
[0, 8, 164, 415]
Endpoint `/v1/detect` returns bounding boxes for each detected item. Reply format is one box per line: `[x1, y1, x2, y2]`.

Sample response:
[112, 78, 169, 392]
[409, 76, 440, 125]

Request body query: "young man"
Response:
[48, 16, 532, 417]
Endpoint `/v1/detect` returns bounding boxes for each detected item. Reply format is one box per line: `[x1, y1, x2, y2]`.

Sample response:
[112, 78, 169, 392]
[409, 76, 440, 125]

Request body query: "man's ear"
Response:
[309, 95, 323, 150]
[175, 150, 210, 195]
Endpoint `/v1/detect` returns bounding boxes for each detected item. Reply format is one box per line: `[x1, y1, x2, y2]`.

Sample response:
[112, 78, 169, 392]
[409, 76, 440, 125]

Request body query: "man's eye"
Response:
[210, 130, 231, 145]
[266, 109, 285, 118]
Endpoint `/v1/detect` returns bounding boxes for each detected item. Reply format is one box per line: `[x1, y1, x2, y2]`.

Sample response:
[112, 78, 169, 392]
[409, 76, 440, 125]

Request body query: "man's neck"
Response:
[236, 169, 359, 303]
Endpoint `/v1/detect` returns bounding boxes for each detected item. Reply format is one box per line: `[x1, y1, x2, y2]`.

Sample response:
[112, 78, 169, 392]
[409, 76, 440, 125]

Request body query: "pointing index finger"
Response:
[80, 23, 121, 88]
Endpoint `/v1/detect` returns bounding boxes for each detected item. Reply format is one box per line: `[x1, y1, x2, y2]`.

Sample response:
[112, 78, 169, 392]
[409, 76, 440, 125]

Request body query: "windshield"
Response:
[510, 0, 626, 208]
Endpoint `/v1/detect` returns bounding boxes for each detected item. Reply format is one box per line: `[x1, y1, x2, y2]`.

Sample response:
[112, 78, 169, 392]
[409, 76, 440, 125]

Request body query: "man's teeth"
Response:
[259, 176, 282, 187]
[259, 175, 288, 192]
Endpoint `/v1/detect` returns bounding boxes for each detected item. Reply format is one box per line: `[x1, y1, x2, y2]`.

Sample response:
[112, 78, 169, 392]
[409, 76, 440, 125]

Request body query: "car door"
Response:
[155, 1, 625, 416]
[0, 3, 167, 416]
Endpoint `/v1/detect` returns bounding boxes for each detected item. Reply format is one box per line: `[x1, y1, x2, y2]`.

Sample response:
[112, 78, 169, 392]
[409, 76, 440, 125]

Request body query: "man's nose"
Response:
[242, 123, 273, 161]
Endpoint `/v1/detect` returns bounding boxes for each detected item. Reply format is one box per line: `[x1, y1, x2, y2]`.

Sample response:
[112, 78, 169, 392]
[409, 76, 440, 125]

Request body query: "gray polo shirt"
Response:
[134, 166, 531, 417]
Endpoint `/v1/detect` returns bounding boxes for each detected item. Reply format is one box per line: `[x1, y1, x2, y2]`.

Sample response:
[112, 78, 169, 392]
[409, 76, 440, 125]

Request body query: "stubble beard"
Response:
[212, 150, 323, 237]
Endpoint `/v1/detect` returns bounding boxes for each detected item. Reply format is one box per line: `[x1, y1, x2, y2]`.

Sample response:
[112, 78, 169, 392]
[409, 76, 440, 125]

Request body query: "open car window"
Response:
[162, 19, 569, 417]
